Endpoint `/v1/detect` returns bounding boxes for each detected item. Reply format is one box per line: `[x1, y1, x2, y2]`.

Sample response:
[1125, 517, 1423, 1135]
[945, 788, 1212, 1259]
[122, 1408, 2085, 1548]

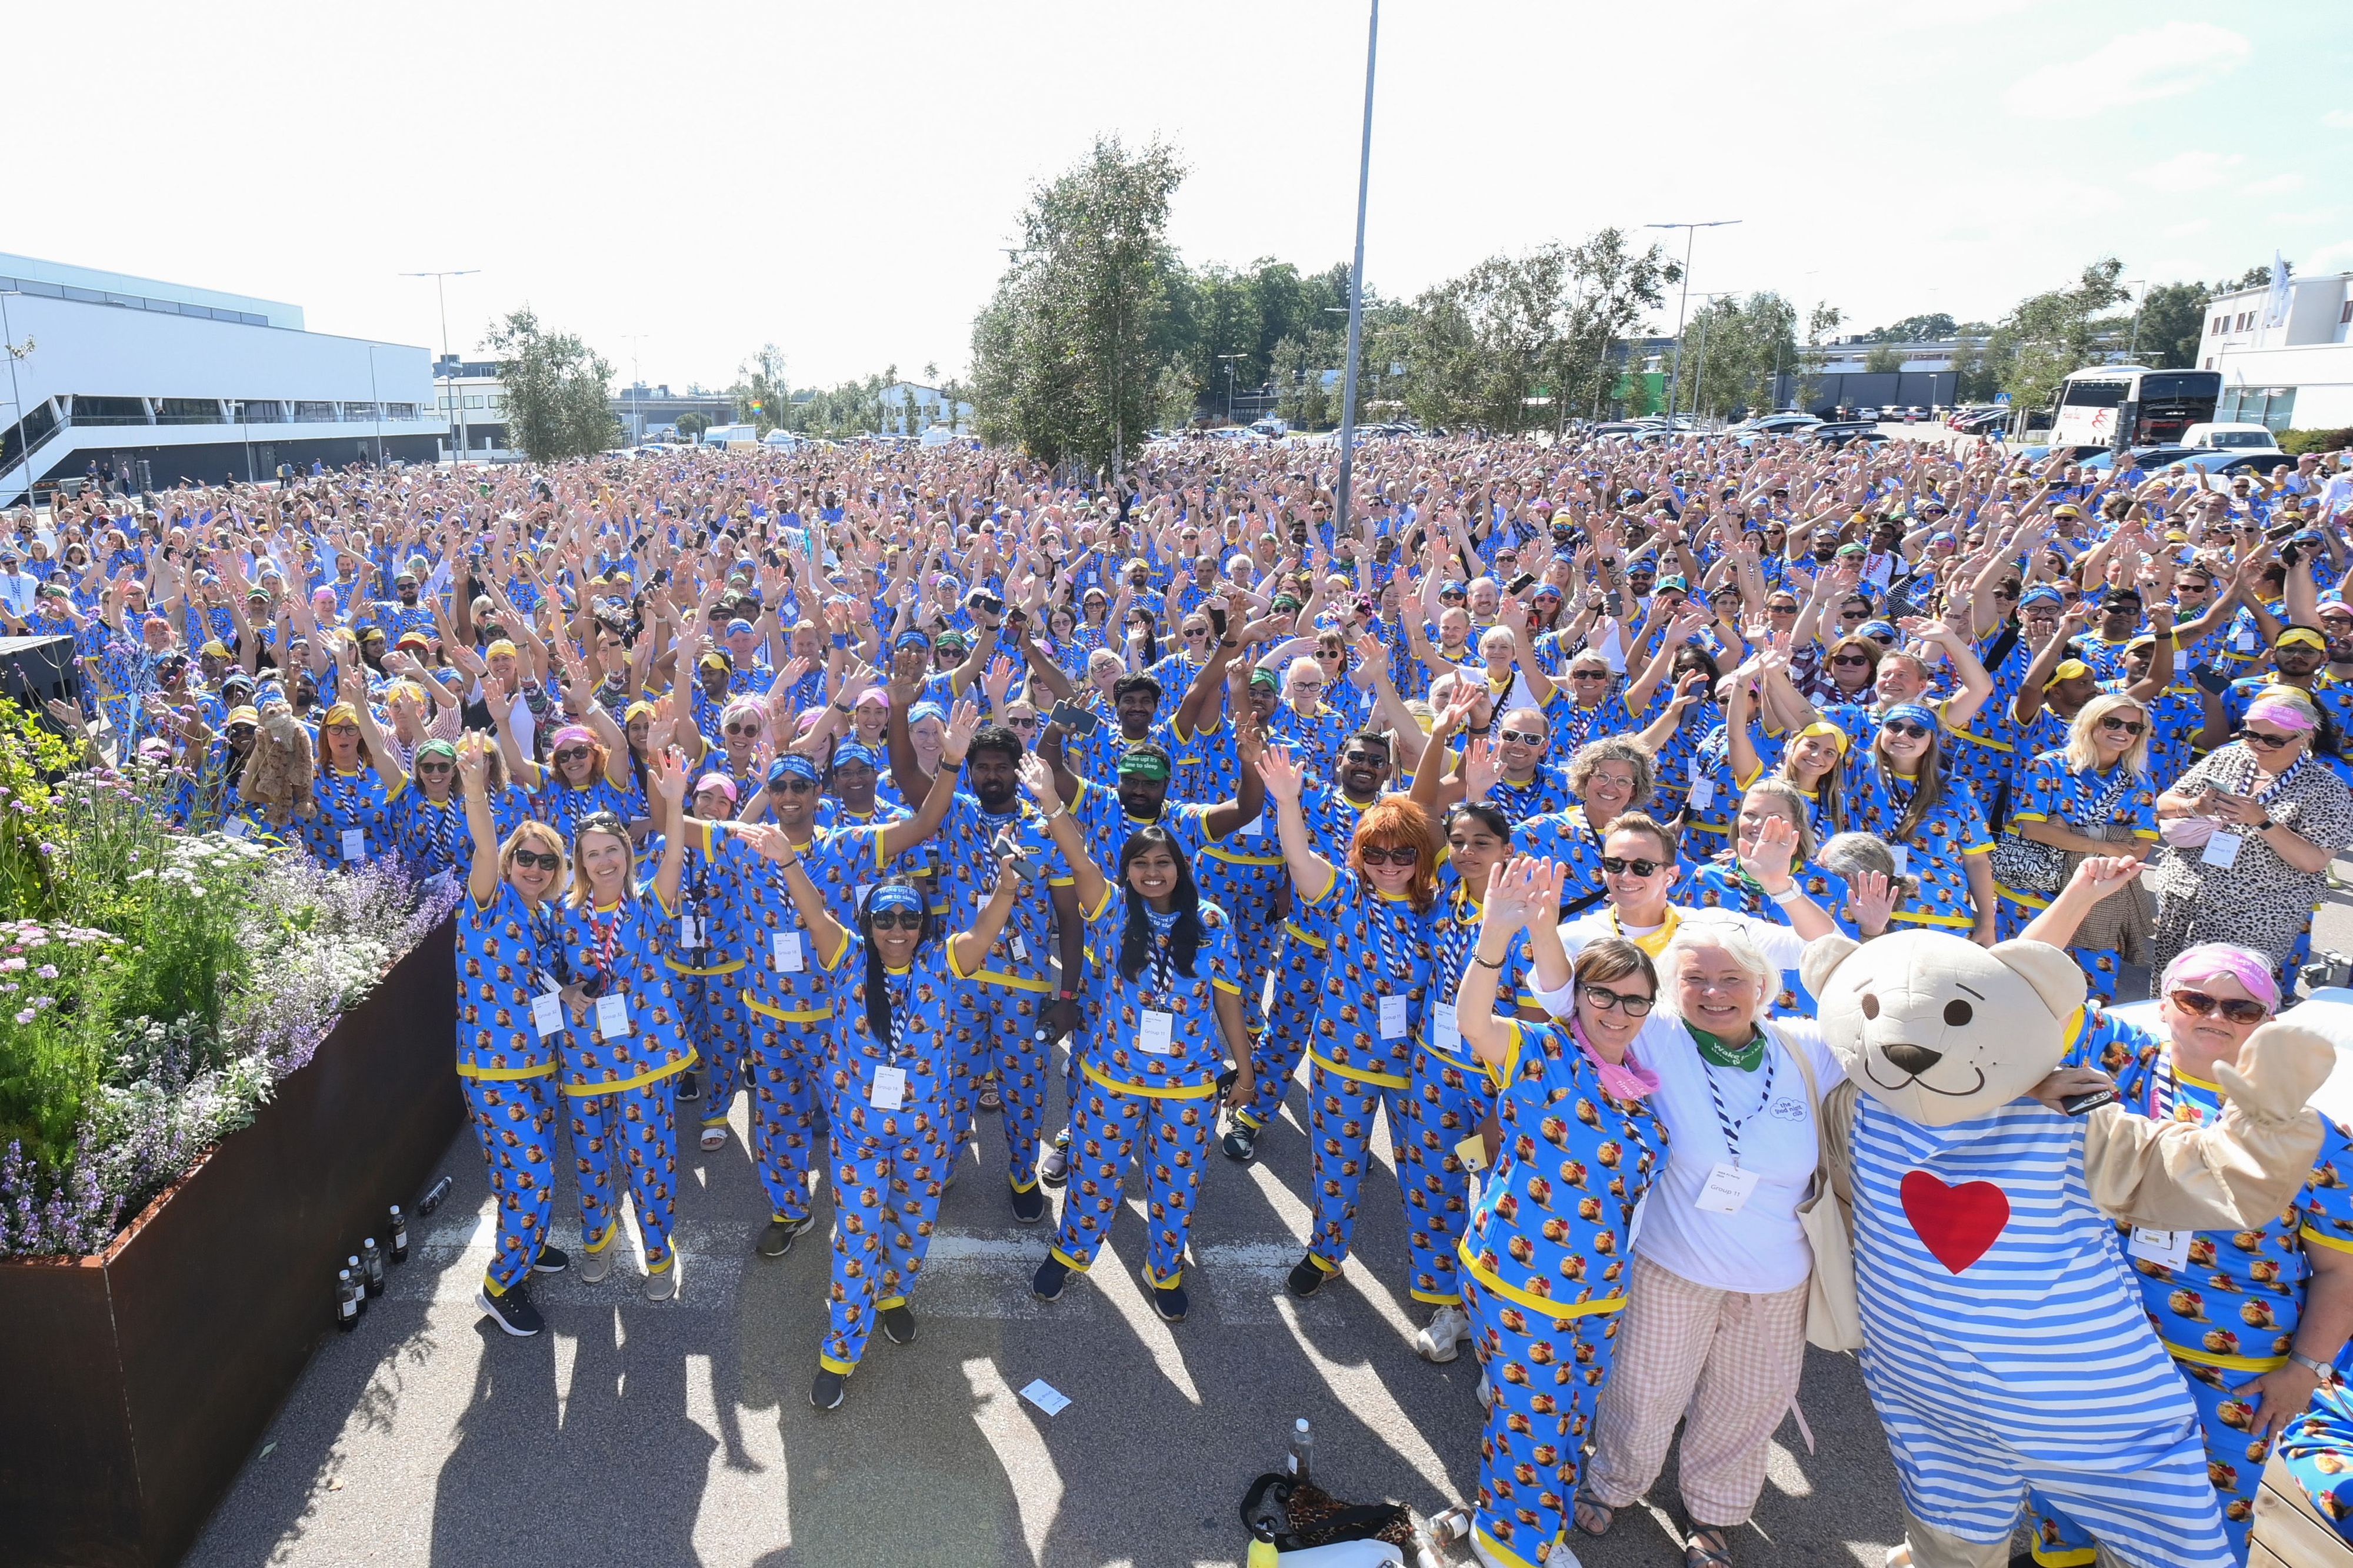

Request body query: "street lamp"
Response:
[400, 269, 478, 463]
[1334, 0, 1379, 534]
[621, 333, 651, 443]
[1218, 353, 1247, 426]
[1645, 220, 1739, 429]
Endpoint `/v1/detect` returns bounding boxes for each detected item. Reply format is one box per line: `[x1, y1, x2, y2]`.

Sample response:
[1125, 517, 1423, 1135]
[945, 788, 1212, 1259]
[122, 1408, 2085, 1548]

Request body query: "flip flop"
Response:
[1685, 1526, 1734, 1567]
[1572, 1492, 1614, 1539]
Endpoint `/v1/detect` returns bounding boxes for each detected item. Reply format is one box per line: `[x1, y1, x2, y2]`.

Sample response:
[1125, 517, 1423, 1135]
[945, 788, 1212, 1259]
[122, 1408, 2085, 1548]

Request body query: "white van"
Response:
[2182, 422, 2282, 452]
[700, 423, 759, 448]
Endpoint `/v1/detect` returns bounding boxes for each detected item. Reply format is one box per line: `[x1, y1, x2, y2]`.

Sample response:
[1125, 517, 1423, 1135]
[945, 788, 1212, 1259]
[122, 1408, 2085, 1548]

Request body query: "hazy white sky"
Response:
[14, 3, 2348, 390]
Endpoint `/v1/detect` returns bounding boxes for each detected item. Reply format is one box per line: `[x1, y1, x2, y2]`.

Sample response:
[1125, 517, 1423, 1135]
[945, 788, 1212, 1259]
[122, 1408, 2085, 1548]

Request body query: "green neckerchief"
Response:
[1686, 1018, 1767, 1072]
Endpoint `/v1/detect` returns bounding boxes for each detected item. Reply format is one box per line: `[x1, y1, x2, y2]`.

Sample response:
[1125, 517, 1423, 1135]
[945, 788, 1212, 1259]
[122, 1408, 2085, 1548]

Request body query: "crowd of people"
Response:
[21, 425, 2353, 1568]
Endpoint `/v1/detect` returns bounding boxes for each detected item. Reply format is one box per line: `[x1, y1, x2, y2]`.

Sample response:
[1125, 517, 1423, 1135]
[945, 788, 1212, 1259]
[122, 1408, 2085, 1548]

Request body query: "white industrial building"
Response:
[0, 252, 445, 503]
[2199, 271, 2353, 433]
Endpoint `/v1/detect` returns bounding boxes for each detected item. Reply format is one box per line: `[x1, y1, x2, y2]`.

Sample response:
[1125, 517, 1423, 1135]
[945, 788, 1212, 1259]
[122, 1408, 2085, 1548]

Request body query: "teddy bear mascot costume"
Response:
[1799, 928, 2334, 1568]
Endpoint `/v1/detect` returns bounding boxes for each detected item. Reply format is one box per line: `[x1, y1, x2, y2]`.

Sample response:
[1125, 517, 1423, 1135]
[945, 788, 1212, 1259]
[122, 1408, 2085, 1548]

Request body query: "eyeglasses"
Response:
[1497, 727, 1546, 746]
[869, 910, 924, 930]
[1883, 719, 1934, 740]
[2097, 715, 2147, 736]
[554, 746, 592, 765]
[1358, 844, 1421, 866]
[1831, 654, 1873, 669]
[724, 722, 761, 736]
[2238, 728, 2298, 750]
[1569, 669, 1611, 682]
[2168, 989, 2269, 1025]
[324, 723, 360, 738]
[1599, 855, 1664, 878]
[1290, 678, 1325, 692]
[1578, 983, 1653, 1017]
[510, 849, 562, 872]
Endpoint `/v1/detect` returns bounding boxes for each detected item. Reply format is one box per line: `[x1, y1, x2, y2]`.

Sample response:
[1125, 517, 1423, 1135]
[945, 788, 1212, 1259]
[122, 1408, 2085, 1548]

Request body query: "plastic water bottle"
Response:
[346, 1256, 366, 1317]
[388, 1205, 408, 1264]
[1287, 1417, 1313, 1485]
[417, 1175, 455, 1215]
[335, 1270, 358, 1332]
[361, 1238, 386, 1297]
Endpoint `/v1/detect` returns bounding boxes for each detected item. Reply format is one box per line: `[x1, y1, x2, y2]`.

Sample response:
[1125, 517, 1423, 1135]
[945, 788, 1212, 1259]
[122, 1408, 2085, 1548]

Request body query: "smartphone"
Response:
[2060, 1086, 2118, 1116]
[2191, 664, 2233, 696]
[1604, 590, 1625, 617]
[969, 591, 1005, 617]
[1507, 572, 1538, 596]
[990, 830, 1042, 885]
[1208, 603, 1228, 638]
[1049, 699, 1100, 736]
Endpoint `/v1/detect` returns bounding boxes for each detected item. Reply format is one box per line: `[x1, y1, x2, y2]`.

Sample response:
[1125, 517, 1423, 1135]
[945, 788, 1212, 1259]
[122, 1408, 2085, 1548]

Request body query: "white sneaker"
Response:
[1475, 1373, 1493, 1411]
[580, 1237, 614, 1283]
[1415, 1302, 1472, 1363]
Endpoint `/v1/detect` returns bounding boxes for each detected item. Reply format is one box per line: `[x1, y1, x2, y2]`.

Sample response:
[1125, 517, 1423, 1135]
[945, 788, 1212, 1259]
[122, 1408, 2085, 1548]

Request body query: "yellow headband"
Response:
[1797, 720, 1849, 755]
[2277, 628, 2327, 652]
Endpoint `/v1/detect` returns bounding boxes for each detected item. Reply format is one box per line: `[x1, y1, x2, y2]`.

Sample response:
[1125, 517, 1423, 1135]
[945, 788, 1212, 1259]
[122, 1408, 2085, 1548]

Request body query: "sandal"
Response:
[1571, 1492, 1614, 1539]
[978, 1080, 1003, 1113]
[1685, 1526, 1733, 1567]
[699, 1126, 728, 1152]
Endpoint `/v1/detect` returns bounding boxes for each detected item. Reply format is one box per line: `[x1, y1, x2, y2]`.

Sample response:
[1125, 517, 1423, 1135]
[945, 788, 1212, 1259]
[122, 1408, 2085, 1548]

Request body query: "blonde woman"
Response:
[1995, 692, 2160, 998]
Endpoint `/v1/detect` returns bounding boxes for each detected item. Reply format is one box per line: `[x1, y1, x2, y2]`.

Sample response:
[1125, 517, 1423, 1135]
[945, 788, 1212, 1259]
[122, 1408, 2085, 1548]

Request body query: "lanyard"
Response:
[1142, 922, 1176, 1005]
[1364, 892, 1416, 987]
[586, 903, 622, 979]
[884, 973, 913, 1064]
[1703, 1045, 1778, 1167]
[1431, 890, 1479, 997]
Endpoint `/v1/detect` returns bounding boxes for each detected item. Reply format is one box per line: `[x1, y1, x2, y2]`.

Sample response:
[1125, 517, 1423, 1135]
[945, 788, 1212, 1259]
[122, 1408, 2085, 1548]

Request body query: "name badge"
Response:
[679, 914, 707, 951]
[531, 991, 564, 1040]
[595, 992, 632, 1040]
[854, 883, 874, 912]
[224, 816, 251, 840]
[1432, 1000, 1461, 1052]
[1240, 812, 1265, 838]
[2128, 1227, 2193, 1271]
[1687, 778, 1717, 810]
[772, 930, 804, 973]
[870, 1063, 908, 1110]
[1378, 993, 1409, 1040]
[1695, 1162, 1761, 1215]
[1889, 845, 1910, 878]
[341, 828, 366, 862]
[1138, 1008, 1176, 1056]
[2234, 631, 2257, 652]
[2201, 831, 2241, 869]
[1008, 932, 1030, 963]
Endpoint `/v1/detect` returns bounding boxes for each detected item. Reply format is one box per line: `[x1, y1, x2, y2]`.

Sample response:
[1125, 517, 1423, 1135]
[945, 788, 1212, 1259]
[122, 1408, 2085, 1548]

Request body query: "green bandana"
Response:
[1687, 1019, 1767, 1072]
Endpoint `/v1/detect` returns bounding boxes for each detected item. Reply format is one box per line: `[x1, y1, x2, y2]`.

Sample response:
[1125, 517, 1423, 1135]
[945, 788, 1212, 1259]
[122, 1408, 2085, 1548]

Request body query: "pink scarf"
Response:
[1573, 1017, 1659, 1101]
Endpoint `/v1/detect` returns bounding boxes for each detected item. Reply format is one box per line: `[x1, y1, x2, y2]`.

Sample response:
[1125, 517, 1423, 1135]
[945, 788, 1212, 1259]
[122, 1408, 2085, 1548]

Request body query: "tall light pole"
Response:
[1685, 292, 1733, 427]
[621, 333, 651, 443]
[1645, 220, 1739, 429]
[1, 289, 30, 504]
[1334, 0, 1379, 535]
[1218, 353, 1247, 426]
[400, 269, 477, 464]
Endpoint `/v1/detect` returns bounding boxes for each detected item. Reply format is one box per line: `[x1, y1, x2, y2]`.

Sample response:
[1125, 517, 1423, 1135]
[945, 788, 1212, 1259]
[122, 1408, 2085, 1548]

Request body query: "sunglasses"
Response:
[1578, 983, 1654, 1017]
[1831, 654, 1873, 669]
[2238, 728, 2298, 749]
[2097, 715, 2147, 736]
[1497, 727, 1547, 746]
[1008, 715, 1038, 729]
[724, 722, 761, 736]
[554, 746, 592, 765]
[868, 910, 924, 930]
[1599, 855, 1664, 878]
[1838, 609, 1869, 620]
[1992, 588, 2020, 600]
[768, 776, 817, 793]
[1359, 844, 1421, 867]
[1569, 669, 1611, 682]
[511, 849, 562, 872]
[1883, 719, 1934, 740]
[416, 758, 455, 774]
[2168, 988, 2269, 1025]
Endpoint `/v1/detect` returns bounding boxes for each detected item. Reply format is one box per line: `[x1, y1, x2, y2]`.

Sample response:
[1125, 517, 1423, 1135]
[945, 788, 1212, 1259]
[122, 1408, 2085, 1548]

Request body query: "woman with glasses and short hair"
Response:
[2151, 684, 2353, 981]
[306, 681, 407, 869]
[2023, 858, 2353, 1566]
[1992, 693, 2161, 995]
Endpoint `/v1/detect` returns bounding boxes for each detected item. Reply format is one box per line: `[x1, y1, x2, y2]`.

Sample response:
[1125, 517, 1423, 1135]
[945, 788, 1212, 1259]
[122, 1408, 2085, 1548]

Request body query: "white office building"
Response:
[2198, 271, 2353, 433]
[0, 251, 446, 503]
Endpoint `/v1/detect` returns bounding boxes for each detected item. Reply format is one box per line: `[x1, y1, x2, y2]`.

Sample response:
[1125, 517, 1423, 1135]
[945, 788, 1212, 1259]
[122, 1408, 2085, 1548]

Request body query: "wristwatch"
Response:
[1767, 883, 1805, 906]
[2255, 816, 2276, 832]
[2290, 1350, 2337, 1381]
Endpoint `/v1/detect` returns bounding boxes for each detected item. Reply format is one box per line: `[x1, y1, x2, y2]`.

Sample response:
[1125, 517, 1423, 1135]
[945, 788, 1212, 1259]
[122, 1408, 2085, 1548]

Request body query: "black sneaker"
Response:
[478, 1282, 544, 1337]
[1032, 1256, 1072, 1301]
[677, 1068, 700, 1103]
[811, 1367, 845, 1411]
[1287, 1253, 1329, 1299]
[532, 1244, 569, 1275]
[758, 1215, 812, 1259]
[1009, 1182, 1047, 1225]
[1149, 1273, 1189, 1323]
[1221, 1121, 1259, 1163]
[880, 1303, 917, 1345]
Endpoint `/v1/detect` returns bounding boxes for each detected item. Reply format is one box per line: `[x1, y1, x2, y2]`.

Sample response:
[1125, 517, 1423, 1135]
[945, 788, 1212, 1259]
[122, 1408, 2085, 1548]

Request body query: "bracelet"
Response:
[2256, 816, 2275, 832]
[1469, 951, 1507, 970]
[1767, 882, 1805, 906]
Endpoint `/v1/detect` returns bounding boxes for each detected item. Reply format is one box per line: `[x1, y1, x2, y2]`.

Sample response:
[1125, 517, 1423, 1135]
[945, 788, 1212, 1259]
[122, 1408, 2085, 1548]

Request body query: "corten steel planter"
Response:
[0, 918, 460, 1568]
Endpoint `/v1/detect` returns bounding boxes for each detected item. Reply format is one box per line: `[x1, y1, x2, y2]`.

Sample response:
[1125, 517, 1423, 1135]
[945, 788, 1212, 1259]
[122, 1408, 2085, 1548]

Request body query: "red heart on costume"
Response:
[1899, 1169, 2009, 1274]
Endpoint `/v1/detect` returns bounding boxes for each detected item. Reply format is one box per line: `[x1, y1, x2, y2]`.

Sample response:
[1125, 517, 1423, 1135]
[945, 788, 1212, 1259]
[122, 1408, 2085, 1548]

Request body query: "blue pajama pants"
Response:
[1305, 1061, 1409, 1274]
[568, 1076, 682, 1273]
[746, 1006, 825, 1226]
[462, 1071, 558, 1294]
[671, 968, 749, 1132]
[1462, 1273, 1621, 1568]
[2277, 1377, 2353, 1547]
[1049, 1074, 1214, 1286]
[1399, 1052, 1493, 1306]
[1874, 1373, 2229, 1568]
[1238, 929, 1322, 1132]
[819, 1111, 948, 1372]
[1197, 858, 1284, 1033]
[951, 982, 1051, 1190]
[2026, 1355, 2279, 1566]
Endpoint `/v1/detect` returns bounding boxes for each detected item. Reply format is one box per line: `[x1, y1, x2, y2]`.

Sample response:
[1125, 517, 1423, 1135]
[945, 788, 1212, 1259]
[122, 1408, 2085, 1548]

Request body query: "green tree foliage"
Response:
[486, 308, 619, 461]
[1864, 312, 1958, 342]
[674, 411, 711, 440]
[1683, 292, 1799, 417]
[969, 135, 1186, 472]
[1862, 342, 1904, 376]
[732, 343, 789, 435]
[2133, 281, 2212, 369]
[1984, 258, 2132, 411]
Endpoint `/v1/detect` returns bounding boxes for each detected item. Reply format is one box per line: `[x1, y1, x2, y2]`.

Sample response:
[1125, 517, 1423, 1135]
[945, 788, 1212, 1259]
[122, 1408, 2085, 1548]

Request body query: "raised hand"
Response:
[1254, 742, 1307, 805]
[1462, 733, 1501, 799]
[1735, 811, 1801, 889]
[1015, 750, 1061, 812]
[944, 697, 982, 763]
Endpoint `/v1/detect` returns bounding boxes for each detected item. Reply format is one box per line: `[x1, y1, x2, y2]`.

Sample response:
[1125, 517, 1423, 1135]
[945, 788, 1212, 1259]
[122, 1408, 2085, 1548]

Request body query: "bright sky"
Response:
[15, 2, 2348, 390]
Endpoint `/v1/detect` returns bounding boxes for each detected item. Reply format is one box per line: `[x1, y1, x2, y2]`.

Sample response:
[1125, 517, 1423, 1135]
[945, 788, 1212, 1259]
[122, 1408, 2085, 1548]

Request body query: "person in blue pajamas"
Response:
[704, 719, 971, 1256]
[665, 773, 751, 1156]
[2277, 1378, 2353, 1544]
[724, 839, 1032, 1412]
[2022, 869, 2353, 1567]
[1848, 702, 1999, 945]
[1255, 739, 1438, 1300]
[1994, 695, 2161, 996]
[545, 749, 696, 1301]
[305, 697, 406, 869]
[454, 734, 572, 1338]
[1031, 823, 1252, 1322]
[1455, 858, 1666, 1568]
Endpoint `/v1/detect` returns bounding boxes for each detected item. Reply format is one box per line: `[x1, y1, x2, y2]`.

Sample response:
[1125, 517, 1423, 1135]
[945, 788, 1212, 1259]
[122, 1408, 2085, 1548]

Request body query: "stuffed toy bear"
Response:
[238, 703, 317, 827]
[1799, 929, 2332, 1568]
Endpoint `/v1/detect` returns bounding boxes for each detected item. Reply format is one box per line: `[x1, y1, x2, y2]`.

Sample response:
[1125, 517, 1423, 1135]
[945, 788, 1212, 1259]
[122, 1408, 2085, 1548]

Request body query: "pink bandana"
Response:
[1572, 1017, 1659, 1101]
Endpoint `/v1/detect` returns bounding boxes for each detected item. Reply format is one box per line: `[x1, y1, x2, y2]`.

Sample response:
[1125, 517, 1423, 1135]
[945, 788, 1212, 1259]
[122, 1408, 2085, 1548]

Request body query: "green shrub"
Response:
[2279, 427, 2353, 455]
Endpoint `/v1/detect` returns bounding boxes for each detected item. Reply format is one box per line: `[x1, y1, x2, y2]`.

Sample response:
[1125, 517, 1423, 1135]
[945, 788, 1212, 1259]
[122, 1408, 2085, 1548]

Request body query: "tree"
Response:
[2134, 281, 2211, 369]
[732, 343, 789, 436]
[1684, 293, 1799, 418]
[675, 411, 710, 441]
[1984, 258, 2132, 412]
[1270, 333, 1335, 429]
[485, 307, 617, 462]
[1864, 312, 1957, 342]
[1862, 342, 1904, 376]
[969, 134, 1186, 473]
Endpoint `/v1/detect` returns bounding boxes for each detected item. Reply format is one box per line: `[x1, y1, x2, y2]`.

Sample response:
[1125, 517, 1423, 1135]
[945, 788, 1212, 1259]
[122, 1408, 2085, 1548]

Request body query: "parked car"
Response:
[2181, 422, 2283, 452]
[2180, 449, 2296, 481]
[1735, 412, 1822, 435]
[2079, 445, 2202, 473]
[1810, 422, 1887, 448]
